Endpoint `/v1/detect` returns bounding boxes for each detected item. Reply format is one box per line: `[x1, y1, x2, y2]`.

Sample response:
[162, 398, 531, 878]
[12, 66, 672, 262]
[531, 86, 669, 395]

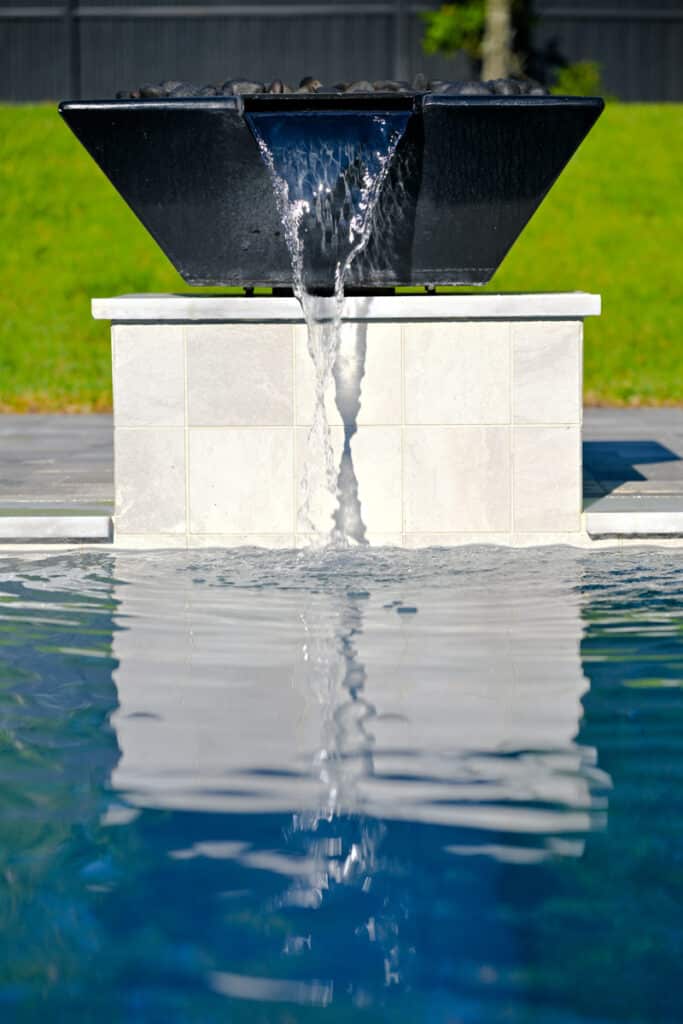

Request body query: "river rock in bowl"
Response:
[297, 76, 321, 92]
[219, 79, 264, 96]
[315, 82, 347, 94]
[488, 78, 523, 95]
[435, 80, 493, 95]
[373, 80, 412, 93]
[139, 82, 168, 98]
[267, 79, 293, 94]
[168, 82, 206, 98]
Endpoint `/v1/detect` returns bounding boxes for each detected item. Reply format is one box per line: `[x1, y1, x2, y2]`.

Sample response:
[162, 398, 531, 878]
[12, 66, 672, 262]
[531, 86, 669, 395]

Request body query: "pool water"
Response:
[1, 547, 682, 1023]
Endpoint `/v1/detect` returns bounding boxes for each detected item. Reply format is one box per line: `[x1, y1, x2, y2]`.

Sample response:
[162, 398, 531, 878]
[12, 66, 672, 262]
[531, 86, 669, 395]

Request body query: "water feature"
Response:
[246, 110, 409, 544]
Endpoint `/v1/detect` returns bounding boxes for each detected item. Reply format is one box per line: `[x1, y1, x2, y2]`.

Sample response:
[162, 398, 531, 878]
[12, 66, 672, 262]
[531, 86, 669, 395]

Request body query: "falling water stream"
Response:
[246, 110, 409, 545]
[244, 111, 411, 951]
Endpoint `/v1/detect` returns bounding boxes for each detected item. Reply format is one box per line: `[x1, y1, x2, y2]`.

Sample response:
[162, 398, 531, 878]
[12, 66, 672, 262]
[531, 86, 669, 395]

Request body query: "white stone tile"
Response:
[585, 510, 683, 537]
[0, 516, 111, 541]
[510, 532, 590, 547]
[404, 426, 511, 533]
[404, 322, 510, 425]
[187, 534, 295, 548]
[295, 425, 402, 537]
[513, 426, 581, 532]
[512, 321, 581, 424]
[112, 325, 185, 427]
[294, 424, 341, 537]
[187, 324, 293, 426]
[351, 427, 403, 534]
[114, 534, 188, 549]
[295, 322, 402, 426]
[115, 428, 186, 534]
[364, 533, 403, 547]
[403, 533, 513, 548]
[94, 293, 601, 322]
[189, 428, 293, 534]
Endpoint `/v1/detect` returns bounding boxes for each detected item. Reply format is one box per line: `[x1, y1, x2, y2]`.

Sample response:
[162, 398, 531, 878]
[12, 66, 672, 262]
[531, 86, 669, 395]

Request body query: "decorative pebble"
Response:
[139, 82, 167, 98]
[168, 82, 204, 98]
[219, 79, 264, 96]
[345, 80, 375, 93]
[118, 75, 549, 99]
[373, 80, 411, 93]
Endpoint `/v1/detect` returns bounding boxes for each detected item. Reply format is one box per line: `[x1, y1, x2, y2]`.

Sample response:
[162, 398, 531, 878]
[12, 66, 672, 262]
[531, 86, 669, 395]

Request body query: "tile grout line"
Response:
[111, 421, 584, 430]
[111, 326, 118, 543]
[509, 321, 514, 534]
[183, 324, 190, 549]
[578, 321, 584, 526]
[400, 322, 406, 545]
[292, 324, 297, 543]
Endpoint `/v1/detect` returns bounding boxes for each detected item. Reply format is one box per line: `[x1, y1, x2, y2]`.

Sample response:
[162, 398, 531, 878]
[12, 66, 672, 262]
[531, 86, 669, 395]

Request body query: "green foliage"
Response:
[0, 104, 225, 412]
[0, 103, 681, 408]
[421, 2, 486, 59]
[551, 60, 606, 98]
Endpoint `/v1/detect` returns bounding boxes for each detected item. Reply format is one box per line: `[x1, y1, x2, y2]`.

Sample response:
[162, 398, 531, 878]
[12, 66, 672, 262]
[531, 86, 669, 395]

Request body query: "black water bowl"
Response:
[59, 93, 603, 289]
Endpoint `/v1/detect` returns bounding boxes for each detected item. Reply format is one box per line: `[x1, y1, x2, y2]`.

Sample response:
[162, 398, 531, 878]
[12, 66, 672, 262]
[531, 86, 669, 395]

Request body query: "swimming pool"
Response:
[1, 547, 681, 1022]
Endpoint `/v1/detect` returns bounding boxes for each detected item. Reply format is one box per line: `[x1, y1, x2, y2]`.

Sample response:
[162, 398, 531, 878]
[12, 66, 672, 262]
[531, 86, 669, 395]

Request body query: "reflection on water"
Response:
[0, 548, 682, 1022]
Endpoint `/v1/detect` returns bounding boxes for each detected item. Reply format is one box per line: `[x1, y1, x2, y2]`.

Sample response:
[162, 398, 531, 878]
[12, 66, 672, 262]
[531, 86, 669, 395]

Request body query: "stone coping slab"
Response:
[0, 515, 112, 542]
[92, 293, 601, 323]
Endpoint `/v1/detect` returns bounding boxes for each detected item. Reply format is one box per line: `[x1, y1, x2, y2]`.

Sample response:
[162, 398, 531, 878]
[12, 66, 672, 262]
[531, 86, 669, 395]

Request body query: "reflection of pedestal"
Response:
[94, 293, 600, 548]
[110, 554, 608, 857]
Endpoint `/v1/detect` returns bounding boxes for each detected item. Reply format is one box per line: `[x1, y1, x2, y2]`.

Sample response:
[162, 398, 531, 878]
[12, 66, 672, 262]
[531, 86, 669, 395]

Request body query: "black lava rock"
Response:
[118, 73, 551, 100]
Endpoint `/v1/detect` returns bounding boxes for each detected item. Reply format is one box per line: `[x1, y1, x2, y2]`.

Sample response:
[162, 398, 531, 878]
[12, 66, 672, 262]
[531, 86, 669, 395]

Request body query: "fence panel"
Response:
[535, 2, 683, 101]
[1, 0, 681, 101]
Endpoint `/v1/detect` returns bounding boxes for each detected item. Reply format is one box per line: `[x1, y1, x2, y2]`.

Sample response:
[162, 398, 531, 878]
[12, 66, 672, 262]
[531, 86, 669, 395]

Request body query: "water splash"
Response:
[246, 110, 409, 545]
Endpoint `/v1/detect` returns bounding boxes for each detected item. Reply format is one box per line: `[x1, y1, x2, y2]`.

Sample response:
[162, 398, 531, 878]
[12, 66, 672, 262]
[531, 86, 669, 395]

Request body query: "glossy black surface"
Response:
[59, 95, 603, 289]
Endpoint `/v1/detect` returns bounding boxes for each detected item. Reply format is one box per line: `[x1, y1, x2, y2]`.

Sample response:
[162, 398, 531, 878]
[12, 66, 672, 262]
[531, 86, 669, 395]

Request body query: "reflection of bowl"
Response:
[59, 94, 603, 290]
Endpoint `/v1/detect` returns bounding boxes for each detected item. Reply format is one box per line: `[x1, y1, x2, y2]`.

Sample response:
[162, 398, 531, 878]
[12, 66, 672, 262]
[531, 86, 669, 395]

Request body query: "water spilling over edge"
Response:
[246, 110, 409, 546]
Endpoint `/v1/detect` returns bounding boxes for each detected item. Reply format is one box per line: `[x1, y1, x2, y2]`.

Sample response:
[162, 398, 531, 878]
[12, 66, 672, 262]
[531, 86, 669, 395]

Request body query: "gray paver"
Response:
[583, 409, 683, 493]
[0, 415, 113, 509]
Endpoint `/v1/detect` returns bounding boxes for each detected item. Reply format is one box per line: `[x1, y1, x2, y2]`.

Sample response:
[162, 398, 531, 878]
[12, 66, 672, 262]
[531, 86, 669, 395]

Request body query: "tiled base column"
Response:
[98, 294, 598, 548]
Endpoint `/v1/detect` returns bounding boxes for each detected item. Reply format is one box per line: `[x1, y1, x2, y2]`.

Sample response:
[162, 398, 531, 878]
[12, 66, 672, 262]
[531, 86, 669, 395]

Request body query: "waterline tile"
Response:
[115, 428, 186, 534]
[404, 426, 511, 533]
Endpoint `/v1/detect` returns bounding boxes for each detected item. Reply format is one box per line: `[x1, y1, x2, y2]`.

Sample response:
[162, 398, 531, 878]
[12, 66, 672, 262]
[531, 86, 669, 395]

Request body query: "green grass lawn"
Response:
[0, 102, 681, 411]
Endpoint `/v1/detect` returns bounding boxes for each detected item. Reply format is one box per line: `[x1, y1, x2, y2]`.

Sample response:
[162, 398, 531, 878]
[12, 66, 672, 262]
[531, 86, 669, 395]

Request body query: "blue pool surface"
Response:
[0, 546, 682, 1023]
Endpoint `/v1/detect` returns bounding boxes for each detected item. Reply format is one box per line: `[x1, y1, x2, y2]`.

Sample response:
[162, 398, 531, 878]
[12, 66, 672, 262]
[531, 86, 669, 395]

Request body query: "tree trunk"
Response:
[482, 0, 512, 81]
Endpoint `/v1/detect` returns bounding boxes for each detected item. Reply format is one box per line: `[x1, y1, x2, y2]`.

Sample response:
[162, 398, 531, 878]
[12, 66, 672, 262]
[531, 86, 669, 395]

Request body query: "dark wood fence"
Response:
[1, 0, 681, 101]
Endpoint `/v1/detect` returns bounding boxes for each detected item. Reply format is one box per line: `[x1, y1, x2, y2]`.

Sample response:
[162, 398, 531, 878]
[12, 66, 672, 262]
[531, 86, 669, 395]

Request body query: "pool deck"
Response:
[0, 409, 682, 546]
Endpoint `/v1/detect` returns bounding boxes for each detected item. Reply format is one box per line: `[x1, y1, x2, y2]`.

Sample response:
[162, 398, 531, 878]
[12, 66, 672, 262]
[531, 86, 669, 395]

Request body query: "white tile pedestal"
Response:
[93, 293, 601, 548]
